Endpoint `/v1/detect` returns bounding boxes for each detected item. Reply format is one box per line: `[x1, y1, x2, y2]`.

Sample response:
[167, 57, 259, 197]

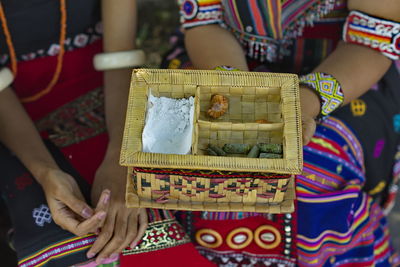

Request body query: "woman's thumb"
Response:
[61, 192, 94, 219]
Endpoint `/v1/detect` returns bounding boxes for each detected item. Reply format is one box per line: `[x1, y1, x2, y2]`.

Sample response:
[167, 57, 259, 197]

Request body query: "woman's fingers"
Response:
[50, 199, 106, 236]
[130, 209, 148, 248]
[302, 116, 316, 146]
[86, 210, 116, 260]
[55, 183, 94, 219]
[93, 189, 111, 229]
[74, 211, 107, 236]
[94, 210, 131, 264]
[95, 189, 111, 212]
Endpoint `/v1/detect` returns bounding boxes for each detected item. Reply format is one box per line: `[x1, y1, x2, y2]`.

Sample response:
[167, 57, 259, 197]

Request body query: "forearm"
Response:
[101, 0, 137, 157]
[313, 42, 391, 105]
[0, 88, 58, 184]
[312, 0, 398, 106]
[185, 25, 249, 71]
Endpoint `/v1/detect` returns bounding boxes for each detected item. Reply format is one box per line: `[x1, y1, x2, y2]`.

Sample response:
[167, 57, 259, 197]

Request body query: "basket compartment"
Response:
[199, 86, 282, 123]
[196, 121, 283, 156]
[142, 84, 200, 155]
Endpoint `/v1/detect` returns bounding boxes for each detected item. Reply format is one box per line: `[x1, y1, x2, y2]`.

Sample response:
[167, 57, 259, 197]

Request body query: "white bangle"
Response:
[0, 67, 14, 92]
[93, 50, 146, 71]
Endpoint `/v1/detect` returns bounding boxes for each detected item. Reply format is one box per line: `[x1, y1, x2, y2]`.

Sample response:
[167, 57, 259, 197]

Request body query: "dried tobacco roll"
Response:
[247, 145, 260, 158]
[258, 143, 283, 154]
[259, 153, 282, 159]
[222, 144, 251, 154]
[208, 144, 227, 156]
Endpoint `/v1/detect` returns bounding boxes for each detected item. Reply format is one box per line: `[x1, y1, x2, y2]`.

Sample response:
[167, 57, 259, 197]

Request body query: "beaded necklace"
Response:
[0, 0, 67, 103]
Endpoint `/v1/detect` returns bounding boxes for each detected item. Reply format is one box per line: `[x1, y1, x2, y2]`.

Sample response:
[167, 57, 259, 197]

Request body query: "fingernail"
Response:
[96, 211, 106, 220]
[102, 193, 110, 205]
[87, 252, 95, 259]
[110, 253, 118, 260]
[82, 208, 93, 219]
[96, 258, 104, 264]
[130, 241, 137, 248]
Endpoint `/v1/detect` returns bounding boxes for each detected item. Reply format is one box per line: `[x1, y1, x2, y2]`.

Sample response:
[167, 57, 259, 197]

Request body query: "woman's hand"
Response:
[299, 86, 320, 145]
[87, 158, 148, 264]
[41, 168, 110, 236]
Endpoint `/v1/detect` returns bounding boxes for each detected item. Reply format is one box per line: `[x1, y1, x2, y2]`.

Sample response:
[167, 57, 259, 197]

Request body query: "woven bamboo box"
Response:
[120, 69, 302, 213]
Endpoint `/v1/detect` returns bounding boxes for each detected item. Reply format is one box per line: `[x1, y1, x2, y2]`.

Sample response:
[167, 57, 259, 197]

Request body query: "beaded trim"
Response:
[0, 22, 102, 66]
[299, 72, 344, 118]
[214, 65, 240, 71]
[343, 11, 400, 60]
[179, 0, 223, 28]
[179, 0, 339, 63]
[122, 219, 191, 255]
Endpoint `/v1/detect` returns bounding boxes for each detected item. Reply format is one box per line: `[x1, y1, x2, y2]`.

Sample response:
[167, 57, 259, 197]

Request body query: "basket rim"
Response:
[120, 69, 303, 175]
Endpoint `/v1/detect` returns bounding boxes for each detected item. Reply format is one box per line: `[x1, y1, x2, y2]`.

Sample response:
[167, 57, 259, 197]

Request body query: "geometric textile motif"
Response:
[122, 219, 191, 255]
[133, 168, 290, 203]
[32, 204, 52, 227]
[18, 235, 96, 267]
[300, 72, 344, 117]
[343, 11, 400, 61]
[179, 0, 223, 29]
[35, 87, 106, 148]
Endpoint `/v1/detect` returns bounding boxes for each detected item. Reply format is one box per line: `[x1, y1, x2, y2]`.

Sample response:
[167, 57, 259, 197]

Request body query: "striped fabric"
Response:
[18, 235, 97, 267]
[179, 0, 344, 62]
[176, 117, 400, 266]
[296, 117, 399, 267]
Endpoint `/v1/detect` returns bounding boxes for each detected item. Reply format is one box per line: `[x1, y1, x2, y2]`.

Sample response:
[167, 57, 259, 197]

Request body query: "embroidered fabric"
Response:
[179, 0, 342, 62]
[343, 10, 400, 61]
[0, 22, 102, 66]
[122, 219, 191, 255]
[35, 87, 106, 147]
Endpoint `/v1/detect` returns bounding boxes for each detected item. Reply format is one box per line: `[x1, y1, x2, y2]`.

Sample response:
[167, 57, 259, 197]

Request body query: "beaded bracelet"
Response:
[299, 72, 344, 119]
[343, 10, 400, 61]
[214, 65, 240, 71]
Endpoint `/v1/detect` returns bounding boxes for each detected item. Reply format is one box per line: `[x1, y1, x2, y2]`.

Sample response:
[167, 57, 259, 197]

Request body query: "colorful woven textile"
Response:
[179, 0, 344, 62]
[297, 117, 399, 266]
[172, 117, 400, 267]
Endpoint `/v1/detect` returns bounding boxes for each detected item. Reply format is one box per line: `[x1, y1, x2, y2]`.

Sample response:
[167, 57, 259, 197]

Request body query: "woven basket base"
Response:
[125, 173, 295, 213]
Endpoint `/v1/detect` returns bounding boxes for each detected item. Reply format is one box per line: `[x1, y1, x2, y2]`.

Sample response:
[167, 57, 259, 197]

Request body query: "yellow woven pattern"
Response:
[126, 167, 295, 213]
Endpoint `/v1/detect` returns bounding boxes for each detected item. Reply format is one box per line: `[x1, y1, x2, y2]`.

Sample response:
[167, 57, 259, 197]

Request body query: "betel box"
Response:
[120, 69, 302, 213]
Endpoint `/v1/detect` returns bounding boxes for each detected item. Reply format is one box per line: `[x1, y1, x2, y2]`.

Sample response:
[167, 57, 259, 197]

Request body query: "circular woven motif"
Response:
[182, 0, 199, 20]
[254, 225, 281, 250]
[195, 229, 223, 249]
[226, 227, 253, 250]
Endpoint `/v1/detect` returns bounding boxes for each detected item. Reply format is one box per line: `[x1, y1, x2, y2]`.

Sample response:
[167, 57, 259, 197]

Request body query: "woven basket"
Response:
[120, 69, 302, 213]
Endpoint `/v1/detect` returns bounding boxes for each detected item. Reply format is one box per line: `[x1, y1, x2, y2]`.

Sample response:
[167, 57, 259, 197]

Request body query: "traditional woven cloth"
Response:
[179, 0, 341, 62]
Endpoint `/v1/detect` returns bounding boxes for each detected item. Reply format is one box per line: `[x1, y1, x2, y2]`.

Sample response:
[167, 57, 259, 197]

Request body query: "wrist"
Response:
[299, 86, 321, 119]
[29, 163, 60, 187]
